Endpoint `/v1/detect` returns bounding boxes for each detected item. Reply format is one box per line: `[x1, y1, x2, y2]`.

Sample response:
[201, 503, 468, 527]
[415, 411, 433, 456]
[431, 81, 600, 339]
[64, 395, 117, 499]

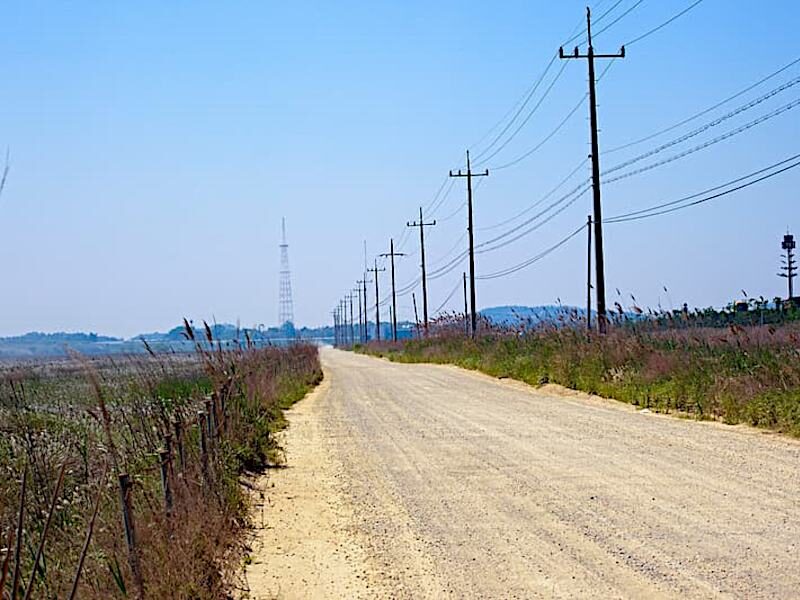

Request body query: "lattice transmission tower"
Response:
[278, 217, 294, 326]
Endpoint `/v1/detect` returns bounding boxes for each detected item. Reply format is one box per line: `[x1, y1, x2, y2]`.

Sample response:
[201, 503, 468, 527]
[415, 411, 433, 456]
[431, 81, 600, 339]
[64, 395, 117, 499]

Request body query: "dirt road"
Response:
[245, 348, 800, 599]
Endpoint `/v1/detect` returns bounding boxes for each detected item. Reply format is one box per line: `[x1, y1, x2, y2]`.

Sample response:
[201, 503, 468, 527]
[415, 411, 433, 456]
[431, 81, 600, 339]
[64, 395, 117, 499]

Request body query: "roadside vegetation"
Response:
[0, 323, 321, 599]
[361, 310, 800, 437]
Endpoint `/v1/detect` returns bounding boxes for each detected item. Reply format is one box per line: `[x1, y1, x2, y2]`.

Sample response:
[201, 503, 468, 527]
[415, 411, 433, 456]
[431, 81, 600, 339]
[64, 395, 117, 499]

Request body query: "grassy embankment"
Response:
[0, 325, 321, 599]
[361, 321, 800, 437]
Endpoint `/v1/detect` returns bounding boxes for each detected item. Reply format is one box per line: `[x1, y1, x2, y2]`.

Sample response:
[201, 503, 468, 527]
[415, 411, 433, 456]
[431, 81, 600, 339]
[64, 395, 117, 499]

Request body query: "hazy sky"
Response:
[1, 1, 798, 337]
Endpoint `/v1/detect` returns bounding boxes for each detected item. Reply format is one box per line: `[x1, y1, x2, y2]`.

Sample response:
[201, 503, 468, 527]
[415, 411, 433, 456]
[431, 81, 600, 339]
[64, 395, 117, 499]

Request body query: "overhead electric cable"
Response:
[624, 0, 705, 47]
[480, 158, 589, 231]
[607, 56, 800, 154]
[476, 187, 590, 255]
[476, 180, 591, 250]
[474, 61, 570, 167]
[593, 0, 646, 39]
[489, 60, 616, 171]
[476, 224, 585, 280]
[605, 153, 800, 223]
[604, 77, 800, 176]
[431, 279, 463, 315]
[604, 97, 800, 184]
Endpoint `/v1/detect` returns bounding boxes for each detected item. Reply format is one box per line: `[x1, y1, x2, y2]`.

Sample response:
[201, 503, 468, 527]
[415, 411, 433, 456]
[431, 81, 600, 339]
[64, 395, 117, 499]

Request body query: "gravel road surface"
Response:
[246, 348, 800, 599]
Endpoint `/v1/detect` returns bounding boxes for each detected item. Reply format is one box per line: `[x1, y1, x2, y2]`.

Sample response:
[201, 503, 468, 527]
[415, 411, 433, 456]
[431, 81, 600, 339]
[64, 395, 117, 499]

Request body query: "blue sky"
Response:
[0, 1, 798, 337]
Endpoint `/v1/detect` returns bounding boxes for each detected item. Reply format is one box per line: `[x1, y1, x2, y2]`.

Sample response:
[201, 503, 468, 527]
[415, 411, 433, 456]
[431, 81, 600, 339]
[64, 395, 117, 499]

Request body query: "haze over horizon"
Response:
[1, 1, 798, 338]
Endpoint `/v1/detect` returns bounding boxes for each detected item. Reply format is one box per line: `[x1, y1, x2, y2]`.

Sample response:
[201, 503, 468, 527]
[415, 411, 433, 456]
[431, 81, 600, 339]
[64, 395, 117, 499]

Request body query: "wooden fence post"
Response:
[173, 417, 185, 474]
[118, 473, 144, 599]
[10, 466, 27, 600]
[204, 399, 215, 442]
[159, 448, 173, 516]
[197, 411, 208, 482]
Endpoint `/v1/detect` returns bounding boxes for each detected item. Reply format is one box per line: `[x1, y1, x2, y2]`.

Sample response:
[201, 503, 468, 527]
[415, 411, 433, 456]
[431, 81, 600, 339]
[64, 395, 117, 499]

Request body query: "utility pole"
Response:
[337, 305, 342, 346]
[358, 277, 371, 342]
[331, 310, 339, 346]
[380, 239, 406, 342]
[407, 207, 436, 333]
[780, 232, 797, 299]
[355, 285, 364, 343]
[341, 297, 350, 346]
[368, 260, 386, 341]
[560, 7, 625, 334]
[463, 272, 469, 336]
[339, 299, 348, 346]
[586, 215, 593, 332]
[412, 292, 420, 338]
[450, 150, 488, 337]
[348, 292, 355, 346]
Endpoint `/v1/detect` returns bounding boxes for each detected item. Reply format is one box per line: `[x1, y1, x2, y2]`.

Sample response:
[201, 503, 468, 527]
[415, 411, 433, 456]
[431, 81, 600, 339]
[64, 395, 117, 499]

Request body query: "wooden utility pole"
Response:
[412, 292, 420, 338]
[380, 239, 406, 342]
[407, 207, 436, 333]
[368, 260, 386, 341]
[358, 276, 371, 342]
[340, 299, 349, 346]
[586, 215, 593, 331]
[463, 272, 469, 336]
[331, 310, 339, 346]
[355, 285, 364, 343]
[450, 150, 488, 337]
[348, 292, 355, 346]
[560, 7, 625, 334]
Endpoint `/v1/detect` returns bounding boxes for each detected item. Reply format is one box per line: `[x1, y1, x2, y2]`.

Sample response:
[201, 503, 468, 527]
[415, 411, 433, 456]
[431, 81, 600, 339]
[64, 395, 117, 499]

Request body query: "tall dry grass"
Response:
[0, 328, 321, 599]
[364, 311, 800, 436]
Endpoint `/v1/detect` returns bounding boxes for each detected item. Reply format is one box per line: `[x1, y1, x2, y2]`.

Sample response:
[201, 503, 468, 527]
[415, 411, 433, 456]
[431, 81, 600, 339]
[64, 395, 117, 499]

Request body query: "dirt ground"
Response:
[244, 348, 800, 599]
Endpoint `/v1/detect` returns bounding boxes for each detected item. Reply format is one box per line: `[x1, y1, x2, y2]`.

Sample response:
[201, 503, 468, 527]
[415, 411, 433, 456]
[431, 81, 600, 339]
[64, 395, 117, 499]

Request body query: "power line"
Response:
[438, 201, 466, 223]
[429, 232, 468, 268]
[607, 56, 800, 154]
[427, 177, 457, 219]
[605, 153, 800, 223]
[471, 0, 610, 158]
[474, 61, 569, 167]
[624, 0, 705, 47]
[489, 60, 616, 171]
[604, 97, 800, 185]
[471, 55, 559, 162]
[476, 186, 590, 255]
[479, 158, 588, 230]
[604, 77, 800, 176]
[476, 179, 591, 251]
[593, 0, 646, 39]
[431, 279, 463, 315]
[563, 0, 624, 47]
[476, 224, 586, 280]
[423, 181, 590, 281]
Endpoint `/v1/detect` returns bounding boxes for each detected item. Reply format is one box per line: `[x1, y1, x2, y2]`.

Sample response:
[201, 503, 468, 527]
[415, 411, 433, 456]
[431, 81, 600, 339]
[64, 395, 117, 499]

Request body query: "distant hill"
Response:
[0, 323, 333, 359]
[0, 307, 595, 358]
[0, 331, 126, 359]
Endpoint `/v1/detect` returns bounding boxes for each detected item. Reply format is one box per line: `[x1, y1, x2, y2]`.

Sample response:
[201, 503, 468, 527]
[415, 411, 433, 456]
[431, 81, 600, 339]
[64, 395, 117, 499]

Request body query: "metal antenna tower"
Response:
[278, 217, 294, 326]
[780, 232, 797, 299]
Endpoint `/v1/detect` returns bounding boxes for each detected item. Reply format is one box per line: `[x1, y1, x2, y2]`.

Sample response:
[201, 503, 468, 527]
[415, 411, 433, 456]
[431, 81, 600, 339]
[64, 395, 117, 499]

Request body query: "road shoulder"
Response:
[241, 373, 381, 599]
